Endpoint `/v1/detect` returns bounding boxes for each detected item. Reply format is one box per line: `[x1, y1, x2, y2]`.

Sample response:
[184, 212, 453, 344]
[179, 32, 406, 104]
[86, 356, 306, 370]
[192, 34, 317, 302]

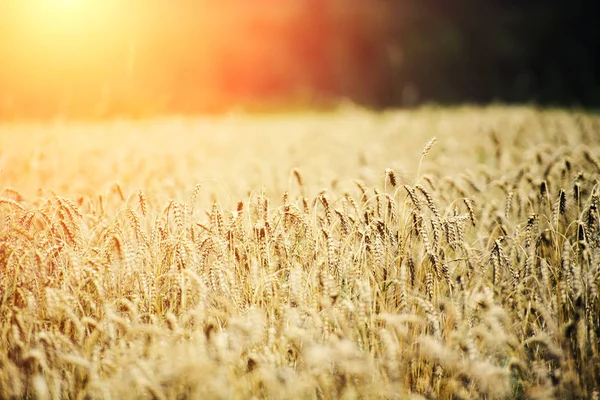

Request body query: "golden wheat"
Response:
[0, 107, 598, 399]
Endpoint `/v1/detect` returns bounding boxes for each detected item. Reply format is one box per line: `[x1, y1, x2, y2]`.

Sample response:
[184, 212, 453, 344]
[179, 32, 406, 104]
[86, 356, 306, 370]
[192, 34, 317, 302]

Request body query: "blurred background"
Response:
[0, 0, 598, 119]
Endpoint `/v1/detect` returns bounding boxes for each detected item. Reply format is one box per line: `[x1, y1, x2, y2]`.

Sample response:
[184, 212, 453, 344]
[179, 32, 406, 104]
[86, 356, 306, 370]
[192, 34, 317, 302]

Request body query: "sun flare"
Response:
[26, 0, 94, 26]
[0, 0, 136, 102]
[42, 0, 87, 10]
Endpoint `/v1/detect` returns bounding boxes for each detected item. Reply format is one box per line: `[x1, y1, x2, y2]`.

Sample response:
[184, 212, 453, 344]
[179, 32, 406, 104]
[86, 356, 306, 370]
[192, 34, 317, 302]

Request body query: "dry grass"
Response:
[0, 106, 599, 399]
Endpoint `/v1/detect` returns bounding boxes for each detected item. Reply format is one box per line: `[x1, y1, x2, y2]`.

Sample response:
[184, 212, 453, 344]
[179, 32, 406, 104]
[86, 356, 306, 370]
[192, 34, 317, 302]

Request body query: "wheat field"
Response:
[0, 106, 599, 399]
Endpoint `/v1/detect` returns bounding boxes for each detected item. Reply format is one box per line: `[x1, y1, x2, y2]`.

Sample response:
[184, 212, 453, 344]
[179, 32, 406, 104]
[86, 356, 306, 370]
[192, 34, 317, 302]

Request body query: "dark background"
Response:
[0, 0, 598, 119]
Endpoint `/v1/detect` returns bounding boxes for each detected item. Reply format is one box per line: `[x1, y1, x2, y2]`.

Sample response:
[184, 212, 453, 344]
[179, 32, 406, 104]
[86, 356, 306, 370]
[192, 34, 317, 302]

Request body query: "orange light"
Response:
[3, 1, 133, 74]
[36, 0, 89, 14]
[21, 0, 117, 38]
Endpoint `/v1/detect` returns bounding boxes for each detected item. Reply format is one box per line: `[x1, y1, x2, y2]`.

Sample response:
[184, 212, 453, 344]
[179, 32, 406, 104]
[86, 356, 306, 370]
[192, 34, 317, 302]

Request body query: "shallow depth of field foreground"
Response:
[1, 107, 599, 399]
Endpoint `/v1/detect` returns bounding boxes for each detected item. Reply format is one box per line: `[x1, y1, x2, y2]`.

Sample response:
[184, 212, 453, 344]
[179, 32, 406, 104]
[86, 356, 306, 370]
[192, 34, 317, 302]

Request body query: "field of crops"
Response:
[0, 106, 599, 399]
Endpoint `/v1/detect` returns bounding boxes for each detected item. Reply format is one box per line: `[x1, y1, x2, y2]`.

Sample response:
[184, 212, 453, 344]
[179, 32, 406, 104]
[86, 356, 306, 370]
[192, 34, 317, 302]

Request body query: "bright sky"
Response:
[0, 0, 141, 99]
